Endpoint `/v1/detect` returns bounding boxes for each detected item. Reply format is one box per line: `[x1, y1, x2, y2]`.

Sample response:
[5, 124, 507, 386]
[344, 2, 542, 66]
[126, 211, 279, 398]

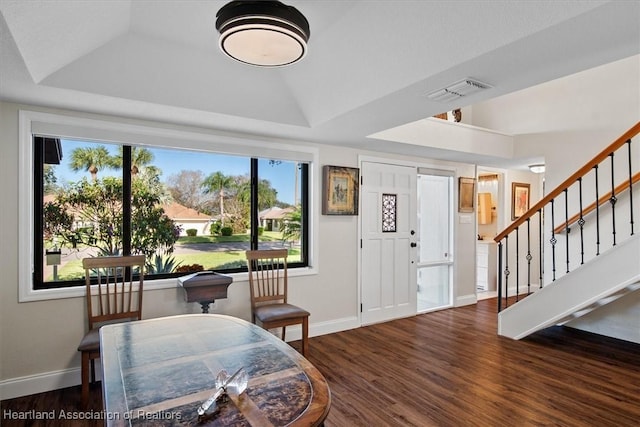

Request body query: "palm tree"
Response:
[202, 171, 235, 225]
[235, 177, 278, 211]
[115, 146, 154, 176]
[281, 205, 302, 245]
[69, 146, 113, 181]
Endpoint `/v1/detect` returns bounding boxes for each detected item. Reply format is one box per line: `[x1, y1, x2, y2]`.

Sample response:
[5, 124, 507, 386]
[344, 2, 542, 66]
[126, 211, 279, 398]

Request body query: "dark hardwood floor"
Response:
[2, 298, 639, 426]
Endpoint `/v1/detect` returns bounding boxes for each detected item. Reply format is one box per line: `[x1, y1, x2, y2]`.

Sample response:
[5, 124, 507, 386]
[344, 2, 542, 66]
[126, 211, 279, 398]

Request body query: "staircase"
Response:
[495, 122, 640, 340]
[498, 234, 640, 339]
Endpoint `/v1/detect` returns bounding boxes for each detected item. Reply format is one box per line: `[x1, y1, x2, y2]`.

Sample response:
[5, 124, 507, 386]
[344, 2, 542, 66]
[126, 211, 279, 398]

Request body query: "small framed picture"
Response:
[511, 182, 531, 220]
[458, 177, 475, 213]
[322, 165, 359, 215]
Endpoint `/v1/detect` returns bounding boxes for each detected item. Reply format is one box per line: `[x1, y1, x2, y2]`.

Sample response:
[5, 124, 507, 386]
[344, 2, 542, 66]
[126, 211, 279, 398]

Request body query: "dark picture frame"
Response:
[322, 165, 359, 215]
[511, 182, 531, 220]
[458, 177, 475, 213]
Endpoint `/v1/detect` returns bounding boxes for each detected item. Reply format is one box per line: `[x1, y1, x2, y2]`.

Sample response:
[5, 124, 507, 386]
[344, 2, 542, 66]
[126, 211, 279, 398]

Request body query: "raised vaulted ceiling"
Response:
[1, 0, 638, 166]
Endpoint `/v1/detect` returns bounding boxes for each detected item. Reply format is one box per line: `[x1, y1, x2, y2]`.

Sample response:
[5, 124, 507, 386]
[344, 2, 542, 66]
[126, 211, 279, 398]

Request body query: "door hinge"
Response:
[360, 239, 363, 248]
[360, 176, 363, 185]
[360, 303, 363, 312]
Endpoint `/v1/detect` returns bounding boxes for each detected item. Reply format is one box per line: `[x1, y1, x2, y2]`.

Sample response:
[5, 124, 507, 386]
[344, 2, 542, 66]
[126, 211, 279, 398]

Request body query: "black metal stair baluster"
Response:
[595, 165, 600, 256]
[515, 227, 520, 301]
[498, 241, 503, 312]
[610, 153, 617, 246]
[578, 177, 585, 265]
[526, 218, 532, 295]
[538, 209, 543, 289]
[564, 188, 570, 274]
[627, 139, 635, 236]
[504, 236, 510, 308]
[550, 198, 557, 281]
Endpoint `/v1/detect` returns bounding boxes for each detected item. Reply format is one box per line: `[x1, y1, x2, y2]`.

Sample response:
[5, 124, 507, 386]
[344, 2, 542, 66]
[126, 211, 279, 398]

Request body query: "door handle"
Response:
[410, 242, 417, 247]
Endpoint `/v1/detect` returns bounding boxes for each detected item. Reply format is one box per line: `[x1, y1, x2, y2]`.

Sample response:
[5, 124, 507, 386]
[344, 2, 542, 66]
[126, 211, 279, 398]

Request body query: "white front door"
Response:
[360, 162, 417, 325]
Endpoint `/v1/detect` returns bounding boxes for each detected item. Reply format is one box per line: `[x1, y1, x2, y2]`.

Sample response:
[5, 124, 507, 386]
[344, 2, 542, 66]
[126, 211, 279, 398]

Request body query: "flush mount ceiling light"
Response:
[427, 78, 492, 102]
[529, 164, 546, 174]
[215, 0, 310, 67]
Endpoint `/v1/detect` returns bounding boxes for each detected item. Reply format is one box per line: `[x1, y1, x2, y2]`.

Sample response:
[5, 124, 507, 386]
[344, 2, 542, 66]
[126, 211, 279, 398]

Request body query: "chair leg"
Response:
[301, 317, 309, 357]
[281, 326, 286, 341]
[81, 351, 90, 408]
[90, 358, 96, 383]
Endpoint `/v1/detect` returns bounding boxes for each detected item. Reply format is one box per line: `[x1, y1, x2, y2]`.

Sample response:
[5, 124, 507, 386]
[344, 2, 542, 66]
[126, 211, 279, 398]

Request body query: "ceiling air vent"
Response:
[426, 78, 492, 102]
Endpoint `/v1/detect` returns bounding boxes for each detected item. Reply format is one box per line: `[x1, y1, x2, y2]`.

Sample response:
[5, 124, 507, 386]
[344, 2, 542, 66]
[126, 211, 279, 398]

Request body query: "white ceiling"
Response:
[1, 0, 639, 168]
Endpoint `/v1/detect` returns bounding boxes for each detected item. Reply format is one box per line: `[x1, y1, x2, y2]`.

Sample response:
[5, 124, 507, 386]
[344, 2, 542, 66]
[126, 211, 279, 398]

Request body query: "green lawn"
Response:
[49, 236, 301, 281]
[177, 231, 283, 244]
[169, 247, 301, 271]
[173, 251, 246, 270]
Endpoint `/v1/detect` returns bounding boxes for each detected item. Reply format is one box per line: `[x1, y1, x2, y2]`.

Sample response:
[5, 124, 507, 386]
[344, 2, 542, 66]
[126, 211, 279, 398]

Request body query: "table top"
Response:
[100, 314, 331, 426]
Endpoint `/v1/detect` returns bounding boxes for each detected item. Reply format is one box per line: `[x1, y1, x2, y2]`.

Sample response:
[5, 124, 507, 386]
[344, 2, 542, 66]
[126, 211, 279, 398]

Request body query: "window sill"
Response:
[19, 266, 318, 303]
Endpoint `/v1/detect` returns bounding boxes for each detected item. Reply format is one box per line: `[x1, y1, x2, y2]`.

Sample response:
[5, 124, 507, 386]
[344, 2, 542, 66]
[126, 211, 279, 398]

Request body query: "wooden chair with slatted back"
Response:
[77, 255, 145, 407]
[246, 249, 309, 356]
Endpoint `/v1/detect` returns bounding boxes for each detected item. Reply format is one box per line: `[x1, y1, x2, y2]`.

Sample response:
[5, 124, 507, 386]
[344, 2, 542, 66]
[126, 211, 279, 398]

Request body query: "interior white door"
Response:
[360, 162, 417, 325]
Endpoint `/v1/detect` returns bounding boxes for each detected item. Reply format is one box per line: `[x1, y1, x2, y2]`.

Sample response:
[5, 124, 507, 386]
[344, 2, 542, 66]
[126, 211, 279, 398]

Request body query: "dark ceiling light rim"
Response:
[219, 16, 308, 42]
[215, 1, 311, 40]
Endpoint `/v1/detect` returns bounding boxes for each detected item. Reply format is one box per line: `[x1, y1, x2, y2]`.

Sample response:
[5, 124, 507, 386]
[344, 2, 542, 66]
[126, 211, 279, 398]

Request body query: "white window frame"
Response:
[19, 110, 319, 302]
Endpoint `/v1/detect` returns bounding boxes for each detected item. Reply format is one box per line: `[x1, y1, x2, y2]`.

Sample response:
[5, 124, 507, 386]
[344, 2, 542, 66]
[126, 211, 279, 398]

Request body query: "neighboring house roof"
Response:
[43, 195, 210, 222]
[162, 202, 210, 221]
[43, 194, 84, 216]
[259, 207, 295, 220]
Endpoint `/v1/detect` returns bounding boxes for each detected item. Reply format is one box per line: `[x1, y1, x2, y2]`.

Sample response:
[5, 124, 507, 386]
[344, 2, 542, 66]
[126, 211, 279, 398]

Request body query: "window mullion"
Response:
[250, 158, 259, 250]
[33, 137, 45, 287]
[301, 163, 309, 265]
[123, 146, 132, 256]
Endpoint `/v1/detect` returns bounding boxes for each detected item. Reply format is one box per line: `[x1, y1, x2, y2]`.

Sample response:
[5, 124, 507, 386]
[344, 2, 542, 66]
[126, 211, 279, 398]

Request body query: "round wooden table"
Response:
[100, 314, 331, 426]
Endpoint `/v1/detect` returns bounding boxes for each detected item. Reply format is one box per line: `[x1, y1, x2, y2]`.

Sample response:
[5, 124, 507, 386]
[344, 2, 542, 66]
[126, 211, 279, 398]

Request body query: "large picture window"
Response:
[33, 136, 309, 290]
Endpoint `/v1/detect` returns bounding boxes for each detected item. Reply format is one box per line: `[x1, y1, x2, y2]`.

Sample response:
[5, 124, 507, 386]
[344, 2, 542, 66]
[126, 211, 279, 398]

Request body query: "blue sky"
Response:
[54, 139, 298, 205]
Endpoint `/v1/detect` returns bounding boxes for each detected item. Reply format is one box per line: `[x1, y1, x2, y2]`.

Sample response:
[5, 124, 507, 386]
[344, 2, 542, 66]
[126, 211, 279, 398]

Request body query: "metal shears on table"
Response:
[197, 367, 249, 416]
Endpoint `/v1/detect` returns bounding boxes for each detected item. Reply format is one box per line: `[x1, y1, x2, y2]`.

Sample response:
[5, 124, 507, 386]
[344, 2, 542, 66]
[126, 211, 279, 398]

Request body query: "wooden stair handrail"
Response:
[554, 172, 640, 234]
[495, 121, 640, 242]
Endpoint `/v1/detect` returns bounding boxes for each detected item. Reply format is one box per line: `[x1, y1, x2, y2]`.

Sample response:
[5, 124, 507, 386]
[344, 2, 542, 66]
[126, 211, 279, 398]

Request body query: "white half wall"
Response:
[498, 235, 640, 340]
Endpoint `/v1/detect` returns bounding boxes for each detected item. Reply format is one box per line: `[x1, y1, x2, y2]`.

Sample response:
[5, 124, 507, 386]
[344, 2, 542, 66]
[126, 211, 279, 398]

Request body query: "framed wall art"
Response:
[322, 165, 359, 215]
[511, 182, 531, 220]
[458, 177, 475, 213]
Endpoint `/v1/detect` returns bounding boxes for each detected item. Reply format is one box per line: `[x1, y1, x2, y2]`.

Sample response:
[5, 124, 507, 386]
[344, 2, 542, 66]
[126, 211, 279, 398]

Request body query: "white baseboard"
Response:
[311, 315, 360, 337]
[455, 293, 477, 307]
[282, 315, 360, 342]
[2, 316, 360, 400]
[0, 367, 83, 401]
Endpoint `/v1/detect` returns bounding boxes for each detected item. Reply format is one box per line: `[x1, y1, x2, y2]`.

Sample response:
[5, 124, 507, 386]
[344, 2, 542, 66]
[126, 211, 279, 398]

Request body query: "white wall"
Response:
[498, 169, 544, 295]
[472, 55, 640, 139]
[0, 101, 478, 399]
